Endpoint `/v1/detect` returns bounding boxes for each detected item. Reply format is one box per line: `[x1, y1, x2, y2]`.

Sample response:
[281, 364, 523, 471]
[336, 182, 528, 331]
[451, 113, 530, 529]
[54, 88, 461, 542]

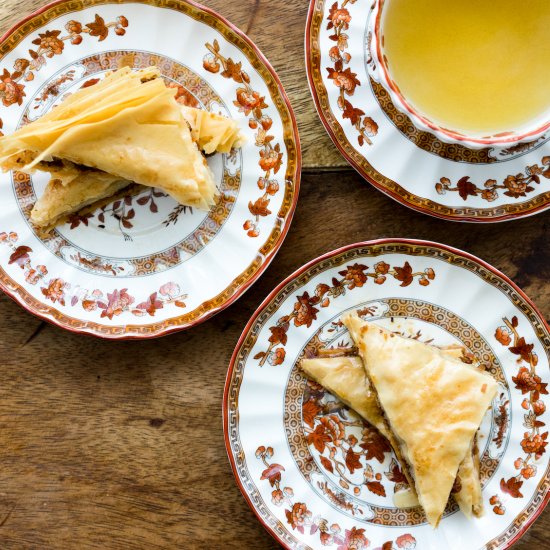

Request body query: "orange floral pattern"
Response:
[0, 14, 127, 108]
[0, 231, 187, 319]
[490, 316, 548, 514]
[303, 378, 392, 503]
[254, 261, 434, 366]
[436, 157, 550, 203]
[256, 446, 416, 548]
[326, 0, 379, 147]
[204, 40, 283, 238]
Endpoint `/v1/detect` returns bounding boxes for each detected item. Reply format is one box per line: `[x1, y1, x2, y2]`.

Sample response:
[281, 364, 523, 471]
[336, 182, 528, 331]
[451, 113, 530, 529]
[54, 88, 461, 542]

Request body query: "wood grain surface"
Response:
[0, 1, 549, 549]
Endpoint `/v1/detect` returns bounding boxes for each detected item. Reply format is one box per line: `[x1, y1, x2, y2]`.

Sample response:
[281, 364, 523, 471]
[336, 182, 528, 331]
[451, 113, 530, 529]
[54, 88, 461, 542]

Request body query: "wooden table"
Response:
[0, 1, 548, 548]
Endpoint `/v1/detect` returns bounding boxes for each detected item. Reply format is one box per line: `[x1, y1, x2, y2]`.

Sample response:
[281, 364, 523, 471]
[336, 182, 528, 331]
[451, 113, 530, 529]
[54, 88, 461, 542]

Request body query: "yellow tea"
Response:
[381, 0, 550, 135]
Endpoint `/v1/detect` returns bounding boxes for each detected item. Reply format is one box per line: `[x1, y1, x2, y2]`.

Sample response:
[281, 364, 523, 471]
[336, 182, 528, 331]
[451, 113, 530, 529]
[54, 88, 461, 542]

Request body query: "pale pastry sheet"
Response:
[343, 313, 497, 527]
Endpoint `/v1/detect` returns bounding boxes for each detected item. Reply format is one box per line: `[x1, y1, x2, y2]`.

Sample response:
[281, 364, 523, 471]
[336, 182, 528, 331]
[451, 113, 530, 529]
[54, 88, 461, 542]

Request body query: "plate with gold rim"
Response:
[0, 0, 300, 338]
[305, 0, 550, 222]
[225, 239, 550, 549]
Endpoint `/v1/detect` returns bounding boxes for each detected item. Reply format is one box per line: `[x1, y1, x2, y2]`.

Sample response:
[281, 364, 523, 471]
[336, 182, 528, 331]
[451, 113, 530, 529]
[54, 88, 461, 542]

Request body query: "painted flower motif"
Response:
[521, 464, 537, 479]
[320, 415, 345, 446]
[424, 267, 435, 280]
[271, 489, 284, 505]
[25, 265, 47, 285]
[327, 67, 360, 94]
[33, 30, 64, 57]
[259, 146, 283, 173]
[374, 261, 389, 275]
[503, 174, 528, 197]
[99, 288, 135, 320]
[512, 367, 539, 393]
[533, 399, 546, 416]
[495, 326, 512, 346]
[481, 188, 498, 202]
[520, 433, 548, 457]
[260, 462, 285, 486]
[526, 164, 543, 176]
[265, 180, 279, 195]
[285, 502, 311, 532]
[293, 292, 319, 328]
[82, 299, 97, 312]
[339, 263, 368, 289]
[159, 281, 181, 299]
[203, 54, 220, 73]
[396, 533, 417, 549]
[337, 527, 369, 550]
[13, 58, 30, 72]
[329, 46, 341, 61]
[268, 347, 286, 366]
[65, 20, 82, 33]
[234, 88, 264, 114]
[362, 117, 379, 137]
[0, 69, 25, 106]
[330, 8, 351, 28]
[41, 278, 67, 305]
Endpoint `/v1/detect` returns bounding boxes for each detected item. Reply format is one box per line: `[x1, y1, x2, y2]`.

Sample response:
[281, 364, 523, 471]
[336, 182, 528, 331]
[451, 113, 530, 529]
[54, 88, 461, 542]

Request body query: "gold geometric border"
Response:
[306, 0, 550, 222]
[226, 240, 550, 550]
[0, 0, 300, 338]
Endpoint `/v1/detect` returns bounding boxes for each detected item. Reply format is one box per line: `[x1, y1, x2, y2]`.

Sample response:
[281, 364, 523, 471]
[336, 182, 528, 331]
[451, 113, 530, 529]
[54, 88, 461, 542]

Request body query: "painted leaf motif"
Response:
[307, 424, 331, 453]
[86, 14, 109, 41]
[302, 400, 321, 429]
[260, 463, 285, 487]
[320, 455, 334, 473]
[268, 325, 288, 346]
[500, 477, 523, 498]
[384, 458, 408, 484]
[345, 447, 362, 474]
[457, 176, 478, 200]
[360, 428, 391, 463]
[393, 261, 413, 287]
[366, 481, 386, 497]
[509, 337, 534, 363]
[8, 245, 32, 267]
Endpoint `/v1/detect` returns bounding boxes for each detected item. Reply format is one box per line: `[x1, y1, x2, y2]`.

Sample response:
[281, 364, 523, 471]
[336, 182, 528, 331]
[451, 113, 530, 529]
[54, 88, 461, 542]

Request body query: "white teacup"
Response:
[369, 0, 550, 149]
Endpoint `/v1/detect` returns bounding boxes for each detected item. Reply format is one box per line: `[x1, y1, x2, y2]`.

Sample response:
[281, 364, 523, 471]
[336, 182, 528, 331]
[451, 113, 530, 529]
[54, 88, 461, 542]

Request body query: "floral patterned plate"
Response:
[306, 0, 550, 222]
[0, 0, 299, 338]
[225, 239, 550, 549]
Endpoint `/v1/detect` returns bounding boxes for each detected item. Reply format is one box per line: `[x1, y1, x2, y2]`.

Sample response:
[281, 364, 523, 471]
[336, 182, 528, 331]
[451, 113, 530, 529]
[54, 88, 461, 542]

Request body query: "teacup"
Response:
[370, 0, 550, 149]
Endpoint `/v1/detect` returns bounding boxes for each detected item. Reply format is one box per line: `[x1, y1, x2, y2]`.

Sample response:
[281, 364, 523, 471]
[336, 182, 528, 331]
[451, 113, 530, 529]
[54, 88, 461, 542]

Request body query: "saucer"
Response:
[306, 0, 550, 222]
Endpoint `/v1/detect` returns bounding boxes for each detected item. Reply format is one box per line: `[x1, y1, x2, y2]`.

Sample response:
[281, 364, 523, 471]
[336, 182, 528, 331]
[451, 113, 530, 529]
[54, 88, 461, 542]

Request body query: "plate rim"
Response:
[304, 0, 550, 224]
[0, 0, 301, 339]
[223, 237, 550, 550]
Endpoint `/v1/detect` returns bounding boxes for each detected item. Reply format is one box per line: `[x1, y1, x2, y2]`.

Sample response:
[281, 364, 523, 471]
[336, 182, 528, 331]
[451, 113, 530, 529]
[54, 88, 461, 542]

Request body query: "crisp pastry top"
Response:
[301, 356, 389, 437]
[343, 313, 497, 527]
[300, 351, 485, 517]
[0, 66, 216, 210]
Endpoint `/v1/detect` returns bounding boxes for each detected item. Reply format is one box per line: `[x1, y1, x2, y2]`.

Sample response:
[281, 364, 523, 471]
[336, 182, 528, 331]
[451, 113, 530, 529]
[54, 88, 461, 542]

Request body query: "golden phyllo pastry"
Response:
[342, 313, 497, 527]
[0, 67, 216, 212]
[301, 350, 486, 516]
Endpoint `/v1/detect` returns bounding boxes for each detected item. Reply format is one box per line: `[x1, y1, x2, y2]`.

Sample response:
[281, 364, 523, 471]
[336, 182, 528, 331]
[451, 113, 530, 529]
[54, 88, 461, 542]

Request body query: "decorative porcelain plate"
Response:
[225, 239, 550, 549]
[306, 0, 550, 222]
[0, 0, 299, 338]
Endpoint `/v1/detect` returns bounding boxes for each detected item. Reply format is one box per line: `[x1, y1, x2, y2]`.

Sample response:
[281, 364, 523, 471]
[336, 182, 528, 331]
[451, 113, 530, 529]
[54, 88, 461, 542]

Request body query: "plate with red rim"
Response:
[225, 238, 550, 550]
[0, 0, 300, 338]
[305, 0, 550, 222]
